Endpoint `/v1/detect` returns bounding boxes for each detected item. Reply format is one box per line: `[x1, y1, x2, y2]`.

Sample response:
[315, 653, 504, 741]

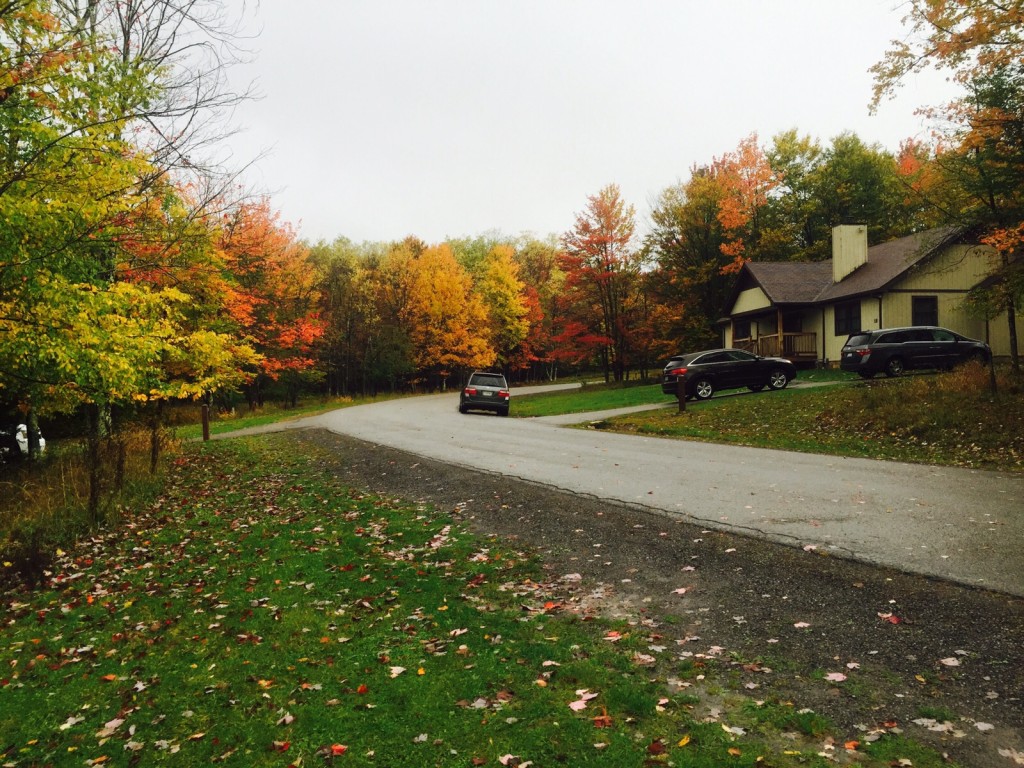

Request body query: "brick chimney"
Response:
[832, 225, 868, 283]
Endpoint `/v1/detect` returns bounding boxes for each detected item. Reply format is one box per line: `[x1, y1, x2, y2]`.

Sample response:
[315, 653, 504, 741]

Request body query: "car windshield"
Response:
[845, 334, 871, 346]
[470, 374, 506, 388]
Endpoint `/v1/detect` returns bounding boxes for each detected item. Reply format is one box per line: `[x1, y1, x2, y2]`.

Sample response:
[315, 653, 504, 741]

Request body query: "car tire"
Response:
[748, 384, 765, 392]
[459, 403, 468, 414]
[884, 357, 904, 377]
[499, 407, 509, 417]
[692, 378, 715, 400]
[767, 369, 789, 390]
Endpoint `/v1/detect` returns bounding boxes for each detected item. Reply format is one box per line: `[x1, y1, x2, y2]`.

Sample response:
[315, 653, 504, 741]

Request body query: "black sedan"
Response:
[661, 349, 797, 400]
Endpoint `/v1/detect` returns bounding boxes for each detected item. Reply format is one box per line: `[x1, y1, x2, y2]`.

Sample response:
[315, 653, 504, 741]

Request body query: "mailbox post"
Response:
[676, 377, 686, 413]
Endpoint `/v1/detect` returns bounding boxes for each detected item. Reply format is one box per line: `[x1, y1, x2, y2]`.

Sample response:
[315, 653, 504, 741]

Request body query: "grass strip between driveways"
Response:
[515, 366, 1023, 474]
[0, 434, 953, 767]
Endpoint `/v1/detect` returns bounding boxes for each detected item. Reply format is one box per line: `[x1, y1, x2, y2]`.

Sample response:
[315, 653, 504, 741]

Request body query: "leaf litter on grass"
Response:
[0, 435, 958, 767]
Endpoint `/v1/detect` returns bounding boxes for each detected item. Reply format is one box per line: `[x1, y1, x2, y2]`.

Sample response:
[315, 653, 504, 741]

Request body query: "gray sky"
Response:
[222, 1, 957, 245]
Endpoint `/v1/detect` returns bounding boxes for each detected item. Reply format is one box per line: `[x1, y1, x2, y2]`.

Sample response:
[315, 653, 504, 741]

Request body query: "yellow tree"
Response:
[403, 244, 494, 386]
[476, 245, 529, 372]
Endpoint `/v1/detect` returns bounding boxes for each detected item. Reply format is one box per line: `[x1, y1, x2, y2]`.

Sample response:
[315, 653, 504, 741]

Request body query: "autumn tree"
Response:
[402, 244, 495, 386]
[870, 0, 1024, 111]
[514, 237, 563, 380]
[643, 172, 730, 351]
[216, 199, 323, 408]
[560, 184, 644, 382]
[874, 0, 1024, 371]
[475, 245, 529, 373]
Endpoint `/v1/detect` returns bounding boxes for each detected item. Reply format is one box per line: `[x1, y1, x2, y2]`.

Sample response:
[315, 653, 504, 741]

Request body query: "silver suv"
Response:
[459, 371, 510, 416]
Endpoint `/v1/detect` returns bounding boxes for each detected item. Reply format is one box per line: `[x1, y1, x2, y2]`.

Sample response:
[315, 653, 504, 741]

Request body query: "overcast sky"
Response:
[221, 1, 957, 246]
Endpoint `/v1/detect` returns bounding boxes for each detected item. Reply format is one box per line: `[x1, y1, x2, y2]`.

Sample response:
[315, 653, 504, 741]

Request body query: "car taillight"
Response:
[856, 349, 871, 357]
[499, 390, 509, 399]
[464, 387, 477, 395]
[669, 367, 688, 376]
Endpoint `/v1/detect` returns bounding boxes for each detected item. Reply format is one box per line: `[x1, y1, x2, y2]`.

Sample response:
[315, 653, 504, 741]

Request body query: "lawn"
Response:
[515, 365, 1024, 473]
[0, 435, 950, 767]
[170, 396, 383, 441]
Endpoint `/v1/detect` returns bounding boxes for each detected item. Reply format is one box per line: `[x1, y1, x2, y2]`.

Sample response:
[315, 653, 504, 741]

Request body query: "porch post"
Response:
[777, 308, 784, 357]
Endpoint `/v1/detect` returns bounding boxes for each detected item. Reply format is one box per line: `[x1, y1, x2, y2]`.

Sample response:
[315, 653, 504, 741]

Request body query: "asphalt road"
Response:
[224, 384, 1024, 597]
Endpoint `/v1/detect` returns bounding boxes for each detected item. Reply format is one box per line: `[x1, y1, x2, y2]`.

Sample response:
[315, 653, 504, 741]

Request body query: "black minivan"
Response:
[840, 326, 990, 378]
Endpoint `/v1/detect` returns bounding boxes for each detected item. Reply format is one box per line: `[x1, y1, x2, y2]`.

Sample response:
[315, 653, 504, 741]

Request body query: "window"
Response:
[733, 319, 751, 340]
[834, 301, 861, 337]
[912, 296, 938, 326]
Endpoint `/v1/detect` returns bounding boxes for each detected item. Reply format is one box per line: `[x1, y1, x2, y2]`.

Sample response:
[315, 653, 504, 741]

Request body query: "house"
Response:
[724, 225, 1020, 366]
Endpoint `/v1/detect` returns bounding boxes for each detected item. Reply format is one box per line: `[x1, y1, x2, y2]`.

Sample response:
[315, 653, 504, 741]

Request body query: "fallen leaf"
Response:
[825, 672, 847, 682]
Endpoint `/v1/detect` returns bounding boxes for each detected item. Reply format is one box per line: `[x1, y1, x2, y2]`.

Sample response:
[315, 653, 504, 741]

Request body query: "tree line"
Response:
[2, 0, 1021, 457]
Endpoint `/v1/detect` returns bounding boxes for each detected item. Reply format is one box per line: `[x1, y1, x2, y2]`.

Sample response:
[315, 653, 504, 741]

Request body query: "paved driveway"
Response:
[221, 386, 1024, 596]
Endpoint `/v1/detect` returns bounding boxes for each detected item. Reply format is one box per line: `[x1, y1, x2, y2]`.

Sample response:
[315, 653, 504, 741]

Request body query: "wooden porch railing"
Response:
[734, 332, 817, 361]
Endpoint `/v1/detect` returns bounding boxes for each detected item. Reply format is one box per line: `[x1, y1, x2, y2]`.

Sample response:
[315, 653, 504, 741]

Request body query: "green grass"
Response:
[172, 394, 399, 440]
[514, 380, 669, 417]
[0, 434, 954, 767]
[517, 364, 1024, 473]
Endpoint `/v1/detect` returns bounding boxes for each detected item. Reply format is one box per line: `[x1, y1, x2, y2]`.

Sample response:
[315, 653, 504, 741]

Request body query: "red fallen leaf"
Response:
[330, 744, 347, 755]
[271, 740, 290, 752]
[647, 739, 666, 755]
[101, 674, 117, 682]
[356, 684, 369, 694]
[844, 740, 860, 750]
[592, 707, 613, 728]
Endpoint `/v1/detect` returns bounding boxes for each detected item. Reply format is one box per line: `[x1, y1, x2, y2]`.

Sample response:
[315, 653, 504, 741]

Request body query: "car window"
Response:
[698, 352, 729, 364]
[725, 350, 757, 362]
[933, 329, 956, 342]
[845, 333, 871, 346]
[470, 374, 506, 388]
[877, 332, 906, 344]
[908, 329, 933, 342]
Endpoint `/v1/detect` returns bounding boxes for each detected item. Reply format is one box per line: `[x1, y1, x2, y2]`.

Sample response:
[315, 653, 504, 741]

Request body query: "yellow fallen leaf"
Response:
[677, 735, 691, 747]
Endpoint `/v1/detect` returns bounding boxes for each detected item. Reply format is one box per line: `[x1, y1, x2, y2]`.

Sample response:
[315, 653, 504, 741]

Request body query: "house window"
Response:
[733, 319, 751, 339]
[912, 296, 938, 326]
[834, 301, 861, 336]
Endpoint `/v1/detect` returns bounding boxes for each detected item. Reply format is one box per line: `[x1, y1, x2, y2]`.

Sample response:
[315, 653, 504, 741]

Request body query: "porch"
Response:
[733, 332, 818, 364]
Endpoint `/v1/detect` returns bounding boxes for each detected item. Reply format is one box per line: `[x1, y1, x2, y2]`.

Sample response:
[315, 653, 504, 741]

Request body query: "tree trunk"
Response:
[87, 403, 102, 523]
[1007, 295, 1020, 375]
[150, 400, 164, 474]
